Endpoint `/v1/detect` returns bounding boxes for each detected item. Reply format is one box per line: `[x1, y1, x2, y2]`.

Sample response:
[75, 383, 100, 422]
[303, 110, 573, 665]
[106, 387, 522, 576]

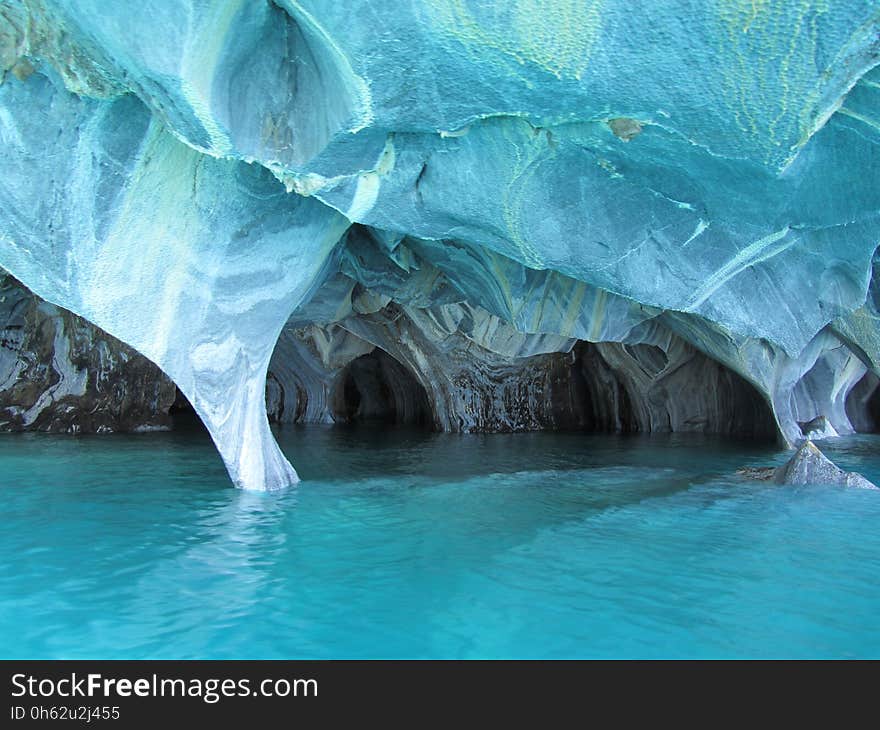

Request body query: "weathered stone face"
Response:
[0, 1, 878, 488]
[0, 274, 176, 433]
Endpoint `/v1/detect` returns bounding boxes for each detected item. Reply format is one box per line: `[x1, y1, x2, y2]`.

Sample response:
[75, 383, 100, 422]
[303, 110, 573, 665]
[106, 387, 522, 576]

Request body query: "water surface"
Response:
[2, 427, 879, 658]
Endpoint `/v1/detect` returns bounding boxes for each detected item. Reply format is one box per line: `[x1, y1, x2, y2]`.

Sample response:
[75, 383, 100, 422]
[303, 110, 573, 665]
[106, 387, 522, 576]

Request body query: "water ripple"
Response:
[1, 428, 878, 658]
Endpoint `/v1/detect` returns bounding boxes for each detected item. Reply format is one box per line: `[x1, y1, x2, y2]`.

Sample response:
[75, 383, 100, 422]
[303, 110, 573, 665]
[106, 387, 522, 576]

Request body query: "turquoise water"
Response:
[1, 426, 879, 659]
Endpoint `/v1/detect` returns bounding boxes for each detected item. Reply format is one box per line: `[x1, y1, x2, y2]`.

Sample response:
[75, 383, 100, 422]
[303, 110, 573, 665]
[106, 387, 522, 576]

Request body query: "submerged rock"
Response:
[735, 466, 776, 481]
[774, 441, 878, 490]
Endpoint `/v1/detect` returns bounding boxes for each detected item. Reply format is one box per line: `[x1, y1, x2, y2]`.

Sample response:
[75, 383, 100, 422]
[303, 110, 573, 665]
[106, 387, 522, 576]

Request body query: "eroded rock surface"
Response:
[0, 274, 176, 432]
[0, 2, 878, 488]
[798, 415, 839, 441]
[774, 441, 878, 490]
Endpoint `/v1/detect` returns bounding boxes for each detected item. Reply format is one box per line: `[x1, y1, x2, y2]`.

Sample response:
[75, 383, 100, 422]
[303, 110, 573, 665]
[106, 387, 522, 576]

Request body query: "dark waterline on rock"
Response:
[2, 427, 880, 658]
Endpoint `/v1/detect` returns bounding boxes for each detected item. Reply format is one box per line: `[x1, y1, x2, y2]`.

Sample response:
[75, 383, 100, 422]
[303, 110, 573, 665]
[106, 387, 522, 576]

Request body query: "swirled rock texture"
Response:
[0, 1, 879, 488]
[0, 273, 176, 432]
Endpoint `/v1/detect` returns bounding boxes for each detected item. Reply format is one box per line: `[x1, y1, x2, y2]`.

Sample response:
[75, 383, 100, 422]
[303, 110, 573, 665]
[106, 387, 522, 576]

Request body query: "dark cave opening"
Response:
[564, 341, 777, 441]
[331, 349, 432, 427]
[846, 371, 880, 433]
[261, 322, 778, 440]
[168, 387, 207, 432]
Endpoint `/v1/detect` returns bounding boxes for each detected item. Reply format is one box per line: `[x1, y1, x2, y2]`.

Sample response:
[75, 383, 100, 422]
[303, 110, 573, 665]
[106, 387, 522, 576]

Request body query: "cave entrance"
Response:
[168, 387, 207, 432]
[566, 341, 777, 441]
[331, 349, 432, 427]
[846, 371, 880, 433]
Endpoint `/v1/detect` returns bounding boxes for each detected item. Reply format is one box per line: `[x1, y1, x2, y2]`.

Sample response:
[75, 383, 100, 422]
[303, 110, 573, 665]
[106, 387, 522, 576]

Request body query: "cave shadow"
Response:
[330, 349, 432, 428]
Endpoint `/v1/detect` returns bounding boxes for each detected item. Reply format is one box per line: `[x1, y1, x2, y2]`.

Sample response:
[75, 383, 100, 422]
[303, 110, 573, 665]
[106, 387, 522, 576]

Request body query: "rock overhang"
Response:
[0, 0, 878, 488]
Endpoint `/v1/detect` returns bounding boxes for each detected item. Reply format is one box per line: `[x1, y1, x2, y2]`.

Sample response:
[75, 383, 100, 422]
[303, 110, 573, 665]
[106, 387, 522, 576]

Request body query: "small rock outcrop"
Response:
[735, 466, 776, 481]
[798, 415, 839, 440]
[774, 441, 878, 489]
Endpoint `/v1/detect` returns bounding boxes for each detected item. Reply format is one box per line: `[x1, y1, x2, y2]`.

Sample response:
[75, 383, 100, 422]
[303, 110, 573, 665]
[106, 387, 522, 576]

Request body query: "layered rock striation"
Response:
[0, 273, 176, 433]
[0, 1, 879, 488]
